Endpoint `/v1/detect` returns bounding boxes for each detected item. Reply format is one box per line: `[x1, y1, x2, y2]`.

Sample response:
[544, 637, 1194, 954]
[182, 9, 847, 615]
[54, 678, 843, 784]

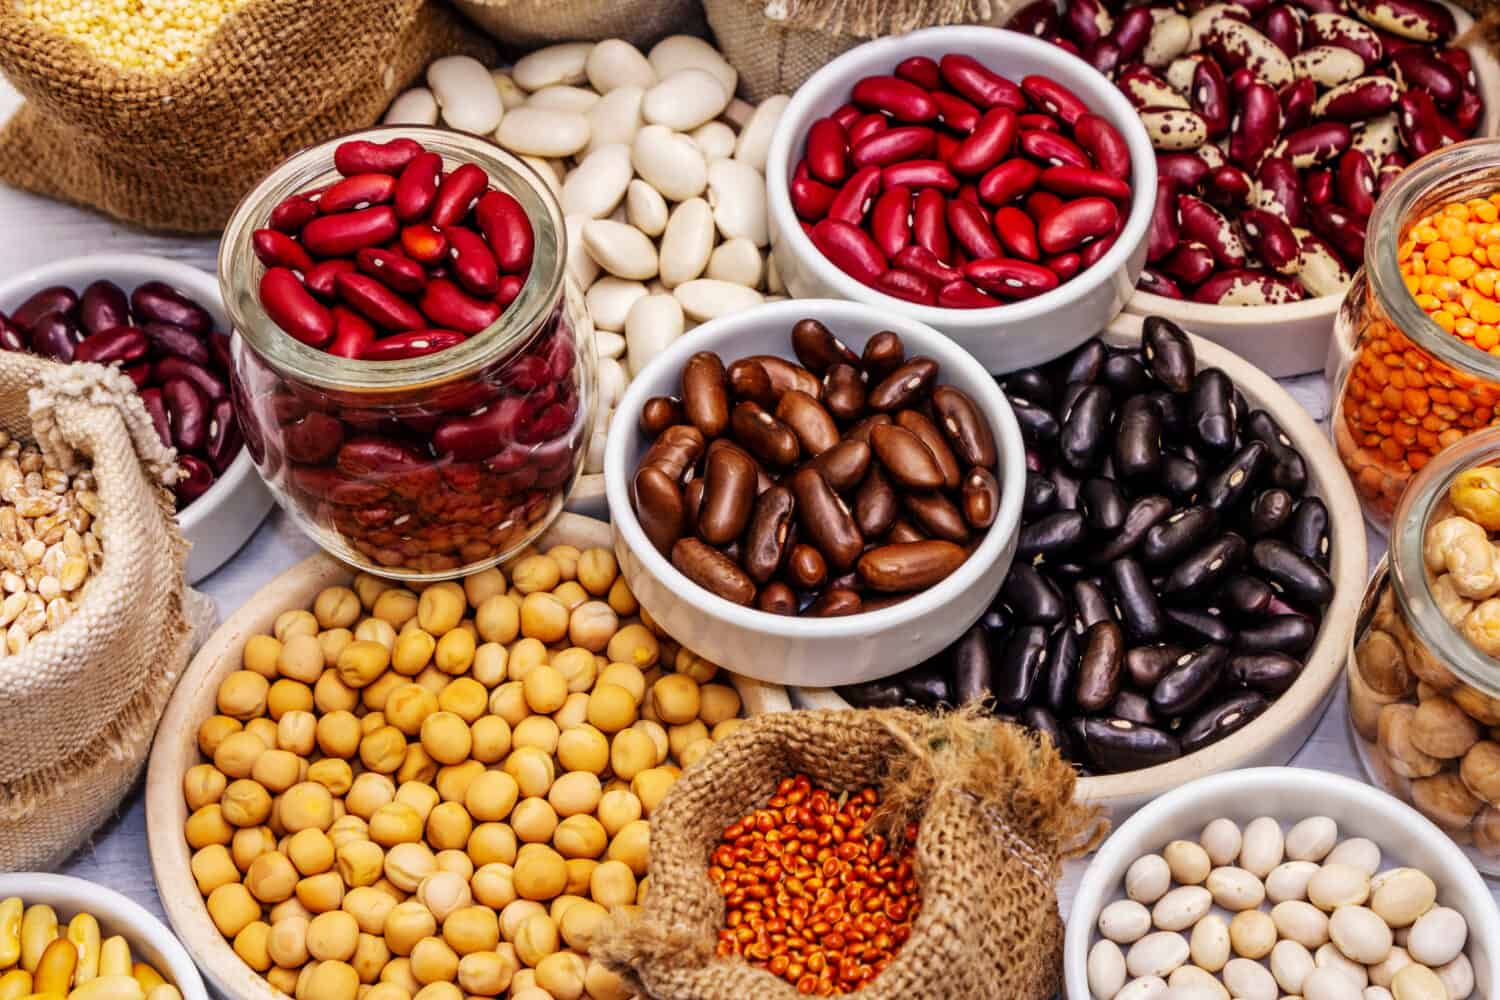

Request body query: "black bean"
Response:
[1042, 625, 1081, 715]
[1151, 643, 1228, 717]
[1011, 395, 1060, 446]
[1075, 620, 1124, 712]
[1244, 410, 1308, 494]
[1059, 380, 1089, 417]
[1163, 533, 1247, 596]
[1110, 557, 1166, 642]
[1125, 643, 1186, 688]
[1022, 705, 1073, 758]
[1060, 384, 1113, 474]
[1220, 574, 1274, 618]
[1017, 510, 1087, 559]
[1062, 339, 1107, 385]
[1072, 579, 1116, 630]
[1150, 390, 1190, 441]
[950, 624, 994, 704]
[1115, 394, 1162, 481]
[1082, 477, 1127, 535]
[1166, 607, 1234, 645]
[837, 678, 907, 708]
[1050, 466, 1083, 511]
[1111, 690, 1157, 726]
[1161, 454, 1201, 501]
[1078, 718, 1181, 773]
[1142, 506, 1218, 565]
[1094, 495, 1175, 563]
[1251, 539, 1334, 609]
[1236, 614, 1317, 654]
[900, 662, 953, 707]
[980, 602, 1010, 633]
[1191, 368, 1237, 452]
[1180, 692, 1269, 754]
[1246, 488, 1295, 537]
[1200, 442, 1266, 512]
[1002, 368, 1054, 408]
[995, 625, 1048, 710]
[1142, 316, 1196, 394]
[1002, 562, 1067, 625]
[1023, 470, 1058, 518]
[1287, 496, 1331, 569]
[1228, 652, 1303, 695]
[1102, 351, 1151, 396]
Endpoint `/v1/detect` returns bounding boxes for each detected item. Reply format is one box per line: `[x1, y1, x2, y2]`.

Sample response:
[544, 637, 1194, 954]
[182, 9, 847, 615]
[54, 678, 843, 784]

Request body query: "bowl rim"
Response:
[0, 871, 209, 1000]
[0, 252, 259, 524]
[1061, 766, 1500, 999]
[603, 296, 1026, 638]
[764, 24, 1158, 328]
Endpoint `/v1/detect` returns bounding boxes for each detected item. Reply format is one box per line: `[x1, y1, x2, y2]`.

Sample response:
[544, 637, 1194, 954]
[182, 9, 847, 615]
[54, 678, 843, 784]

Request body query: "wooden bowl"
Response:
[145, 512, 790, 1000]
[1118, 1, 1500, 378]
[791, 312, 1368, 818]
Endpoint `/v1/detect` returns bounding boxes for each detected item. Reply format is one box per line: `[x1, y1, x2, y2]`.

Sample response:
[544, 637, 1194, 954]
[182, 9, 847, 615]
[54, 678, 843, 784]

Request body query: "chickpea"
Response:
[433, 760, 484, 804]
[304, 959, 360, 1000]
[513, 715, 560, 756]
[317, 711, 361, 759]
[511, 555, 561, 595]
[475, 595, 520, 645]
[281, 781, 335, 834]
[414, 711, 469, 766]
[442, 905, 500, 956]
[489, 681, 529, 728]
[353, 931, 391, 983]
[185, 804, 234, 848]
[461, 567, 505, 608]
[513, 913, 559, 967]
[596, 664, 645, 703]
[610, 729, 656, 781]
[590, 860, 636, 909]
[336, 840, 385, 888]
[463, 771, 520, 824]
[564, 858, 596, 895]
[345, 773, 396, 821]
[425, 802, 472, 852]
[192, 844, 240, 895]
[360, 726, 408, 774]
[354, 619, 398, 657]
[413, 583, 463, 636]
[245, 850, 298, 903]
[267, 679, 314, 720]
[522, 664, 568, 714]
[353, 573, 393, 610]
[207, 882, 260, 937]
[415, 871, 470, 923]
[667, 720, 708, 760]
[548, 771, 601, 818]
[337, 640, 391, 690]
[373, 590, 419, 629]
[435, 848, 473, 879]
[342, 887, 396, 937]
[409, 935, 459, 984]
[243, 633, 283, 678]
[198, 714, 242, 757]
[596, 790, 642, 838]
[471, 642, 508, 688]
[606, 625, 658, 668]
[270, 896, 313, 925]
[466, 823, 518, 866]
[650, 673, 700, 726]
[414, 983, 463, 1000]
[379, 955, 421, 993]
[504, 747, 556, 799]
[1380, 703, 1445, 778]
[392, 629, 436, 677]
[679, 738, 714, 768]
[315, 670, 362, 719]
[434, 627, 476, 675]
[587, 684, 638, 734]
[512, 845, 568, 900]
[231, 826, 276, 870]
[576, 549, 617, 596]
[631, 768, 677, 816]
[318, 628, 353, 669]
[462, 717, 509, 767]
[328, 813, 368, 847]
[585, 959, 632, 1000]
[245, 717, 279, 749]
[551, 648, 598, 695]
[275, 608, 319, 641]
[631, 720, 669, 764]
[457, 948, 516, 996]
[673, 648, 718, 684]
[370, 803, 424, 847]
[315, 587, 362, 630]
[184, 763, 227, 811]
[607, 820, 650, 876]
[697, 683, 741, 726]
[307, 910, 359, 963]
[385, 684, 438, 736]
[472, 863, 517, 910]
[218, 670, 270, 721]
[384, 901, 437, 957]
[510, 799, 559, 844]
[557, 725, 609, 775]
[607, 576, 637, 616]
[435, 677, 486, 723]
[268, 916, 311, 969]
[553, 692, 590, 732]
[536, 951, 587, 1000]
[296, 871, 345, 913]
[554, 814, 608, 859]
[307, 758, 353, 797]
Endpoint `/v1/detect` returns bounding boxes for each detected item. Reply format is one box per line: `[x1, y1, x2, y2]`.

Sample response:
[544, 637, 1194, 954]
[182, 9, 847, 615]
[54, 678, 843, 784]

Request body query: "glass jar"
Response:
[1346, 425, 1500, 874]
[220, 126, 594, 580]
[1330, 139, 1500, 532]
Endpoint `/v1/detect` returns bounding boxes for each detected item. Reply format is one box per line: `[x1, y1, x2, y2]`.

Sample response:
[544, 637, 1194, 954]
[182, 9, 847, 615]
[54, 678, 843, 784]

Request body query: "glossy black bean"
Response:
[1236, 614, 1317, 654]
[1246, 488, 1294, 537]
[1142, 506, 1218, 565]
[1110, 557, 1165, 642]
[1221, 574, 1274, 618]
[1043, 625, 1081, 715]
[1112, 690, 1157, 726]
[1228, 652, 1302, 695]
[1163, 533, 1247, 595]
[900, 662, 953, 707]
[1082, 477, 1127, 535]
[1115, 394, 1162, 481]
[1150, 390, 1190, 441]
[1161, 454, 1201, 501]
[1023, 470, 1058, 518]
[980, 603, 1010, 633]
[1251, 539, 1334, 609]
[996, 625, 1048, 710]
[1142, 316, 1196, 394]
[1022, 706, 1073, 757]
[1200, 442, 1266, 512]
[1059, 380, 1088, 417]
[1072, 579, 1116, 630]
[951, 624, 994, 704]
[1094, 495, 1174, 563]
[1050, 466, 1083, 511]
[1047, 561, 1091, 582]
[1062, 339, 1107, 385]
[1191, 368, 1237, 452]
[1166, 607, 1234, 645]
[1002, 562, 1067, 625]
[1125, 643, 1186, 688]
[1075, 620, 1124, 712]
[1012, 395, 1060, 446]
[1244, 410, 1308, 494]
[1102, 351, 1151, 397]
[1078, 718, 1181, 773]
[1060, 384, 1112, 474]
[1152, 643, 1228, 716]
[837, 678, 908, 708]
[1003, 368, 1055, 408]
[1287, 496, 1331, 569]
[1180, 692, 1269, 754]
[1018, 510, 1087, 559]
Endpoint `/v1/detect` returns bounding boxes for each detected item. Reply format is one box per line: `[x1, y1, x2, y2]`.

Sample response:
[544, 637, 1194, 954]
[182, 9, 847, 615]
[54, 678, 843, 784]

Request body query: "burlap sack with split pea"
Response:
[594, 708, 1106, 1000]
[703, 0, 1033, 101]
[453, 0, 705, 50]
[0, 355, 215, 871]
[0, 0, 494, 234]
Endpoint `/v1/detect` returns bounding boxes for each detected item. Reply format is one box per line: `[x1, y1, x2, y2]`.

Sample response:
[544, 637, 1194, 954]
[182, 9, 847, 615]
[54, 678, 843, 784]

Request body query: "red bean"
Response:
[1193, 268, 1304, 304]
[360, 329, 468, 361]
[1110, 6, 1155, 61]
[1317, 76, 1401, 121]
[876, 269, 938, 305]
[948, 108, 1018, 176]
[811, 219, 888, 286]
[1191, 59, 1231, 137]
[1038, 197, 1118, 254]
[1307, 12, 1384, 64]
[1019, 130, 1091, 169]
[419, 278, 503, 333]
[1240, 208, 1301, 273]
[977, 158, 1040, 205]
[1022, 74, 1091, 126]
[304, 259, 356, 301]
[393, 151, 443, 223]
[1026, 189, 1065, 222]
[790, 176, 838, 221]
[937, 279, 1000, 308]
[1156, 152, 1210, 191]
[831, 103, 861, 130]
[141, 321, 210, 365]
[806, 118, 850, 185]
[1256, 156, 1305, 227]
[939, 54, 1026, 110]
[300, 206, 399, 258]
[1281, 77, 1317, 132]
[931, 91, 981, 134]
[163, 376, 208, 451]
[269, 193, 319, 234]
[1039, 165, 1131, 200]
[320, 173, 398, 214]
[1277, 121, 1352, 166]
[1076, 114, 1132, 182]
[336, 271, 427, 331]
[73, 325, 148, 366]
[353, 248, 426, 296]
[1009, 0, 1057, 36]
[1179, 195, 1246, 267]
[911, 190, 952, 262]
[847, 113, 888, 146]
[1336, 149, 1377, 218]
[1080, 230, 1119, 268]
[175, 455, 216, 503]
[140, 387, 170, 447]
[966, 257, 1060, 299]
[1147, 178, 1180, 264]
[1165, 240, 1217, 287]
[470, 191, 532, 275]
[851, 126, 936, 168]
[895, 55, 942, 90]
[327, 307, 377, 359]
[993, 206, 1041, 261]
[1397, 88, 1445, 157]
[156, 355, 227, 400]
[429, 163, 488, 228]
[1203, 165, 1253, 209]
[1304, 167, 1335, 206]
[851, 75, 939, 122]
[1046, 251, 1083, 281]
[893, 245, 963, 286]
[1017, 112, 1061, 133]
[1084, 38, 1123, 76]
[1310, 205, 1367, 261]
[827, 165, 883, 224]
[870, 187, 912, 258]
[334, 137, 423, 176]
[1259, 4, 1304, 55]
[1063, 0, 1113, 48]
[1138, 269, 1184, 299]
[253, 229, 315, 273]
[1230, 82, 1282, 168]
[947, 199, 1003, 259]
[443, 225, 501, 297]
[132, 281, 210, 334]
[880, 160, 959, 193]
[260, 267, 334, 346]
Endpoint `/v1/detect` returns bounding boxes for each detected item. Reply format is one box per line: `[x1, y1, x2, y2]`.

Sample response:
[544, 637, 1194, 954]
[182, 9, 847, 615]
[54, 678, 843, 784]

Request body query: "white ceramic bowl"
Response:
[1116, 0, 1500, 378]
[0, 254, 273, 583]
[0, 872, 208, 999]
[604, 298, 1026, 686]
[789, 311, 1368, 814]
[1064, 767, 1500, 1000]
[766, 25, 1156, 375]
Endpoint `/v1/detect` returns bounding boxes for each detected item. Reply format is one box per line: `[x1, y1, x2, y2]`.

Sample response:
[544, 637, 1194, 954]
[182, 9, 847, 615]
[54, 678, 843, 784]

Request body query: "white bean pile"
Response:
[384, 41, 790, 475]
[1088, 816, 1476, 1000]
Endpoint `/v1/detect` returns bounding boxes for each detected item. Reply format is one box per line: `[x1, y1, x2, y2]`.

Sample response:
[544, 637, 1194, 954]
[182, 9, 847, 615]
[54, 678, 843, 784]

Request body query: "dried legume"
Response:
[0, 896, 180, 999]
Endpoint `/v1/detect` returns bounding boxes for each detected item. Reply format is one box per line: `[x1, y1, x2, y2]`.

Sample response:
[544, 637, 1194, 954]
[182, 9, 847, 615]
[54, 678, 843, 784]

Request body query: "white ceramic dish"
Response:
[1063, 767, 1500, 1000]
[1116, 1, 1500, 378]
[605, 297, 1027, 686]
[0, 872, 209, 1000]
[791, 311, 1367, 815]
[0, 254, 273, 583]
[765, 25, 1155, 375]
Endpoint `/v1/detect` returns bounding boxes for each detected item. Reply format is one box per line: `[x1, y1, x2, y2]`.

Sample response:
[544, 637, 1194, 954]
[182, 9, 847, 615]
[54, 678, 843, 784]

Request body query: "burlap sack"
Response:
[595, 707, 1106, 1000]
[453, 0, 704, 49]
[703, 0, 1033, 100]
[0, 0, 494, 233]
[0, 355, 215, 871]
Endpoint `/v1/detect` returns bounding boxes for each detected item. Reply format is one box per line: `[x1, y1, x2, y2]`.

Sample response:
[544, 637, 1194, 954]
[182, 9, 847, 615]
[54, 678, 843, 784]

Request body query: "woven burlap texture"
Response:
[0, 0, 494, 233]
[453, 0, 705, 49]
[702, 0, 1034, 100]
[594, 707, 1106, 1000]
[0, 354, 215, 872]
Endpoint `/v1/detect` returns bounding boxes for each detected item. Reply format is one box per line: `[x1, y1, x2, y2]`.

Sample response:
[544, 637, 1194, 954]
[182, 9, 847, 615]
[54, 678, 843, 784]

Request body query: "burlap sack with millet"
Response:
[0, 355, 215, 872]
[0, 0, 495, 234]
[594, 707, 1106, 1000]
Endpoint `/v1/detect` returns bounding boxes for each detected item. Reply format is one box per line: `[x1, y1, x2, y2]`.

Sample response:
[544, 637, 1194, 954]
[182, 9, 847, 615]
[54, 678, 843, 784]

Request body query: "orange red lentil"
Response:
[1399, 195, 1500, 351]
[710, 775, 919, 996]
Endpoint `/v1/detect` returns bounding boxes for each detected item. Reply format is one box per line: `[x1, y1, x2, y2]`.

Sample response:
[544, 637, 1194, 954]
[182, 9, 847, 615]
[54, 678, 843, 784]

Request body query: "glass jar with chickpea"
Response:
[181, 542, 749, 1000]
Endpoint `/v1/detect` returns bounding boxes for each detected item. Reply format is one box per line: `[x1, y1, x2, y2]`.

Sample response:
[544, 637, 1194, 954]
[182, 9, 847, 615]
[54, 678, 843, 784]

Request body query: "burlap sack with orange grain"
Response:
[0, 355, 214, 871]
[0, 0, 494, 233]
[594, 707, 1105, 1000]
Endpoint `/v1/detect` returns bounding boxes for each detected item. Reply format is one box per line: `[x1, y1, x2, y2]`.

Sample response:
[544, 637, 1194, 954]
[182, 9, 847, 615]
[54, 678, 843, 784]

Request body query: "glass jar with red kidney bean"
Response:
[219, 127, 593, 579]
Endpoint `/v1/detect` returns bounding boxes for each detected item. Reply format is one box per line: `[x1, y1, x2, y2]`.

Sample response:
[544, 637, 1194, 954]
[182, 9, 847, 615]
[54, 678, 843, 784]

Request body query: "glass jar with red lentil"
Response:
[1331, 139, 1500, 532]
